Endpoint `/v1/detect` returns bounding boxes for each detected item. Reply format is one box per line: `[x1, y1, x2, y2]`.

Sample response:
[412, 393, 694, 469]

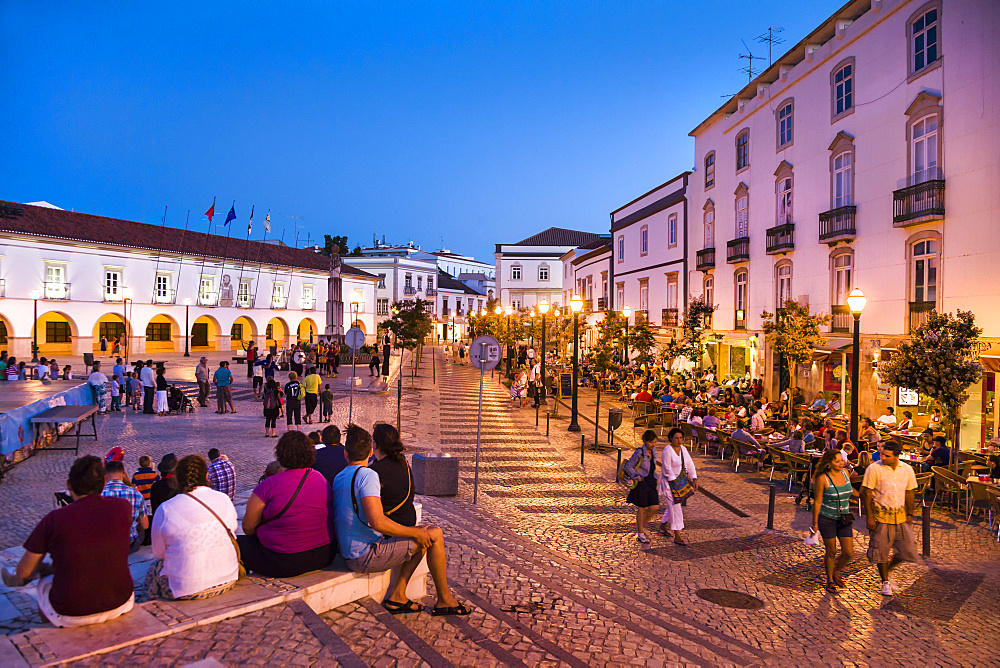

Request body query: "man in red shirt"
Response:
[3, 456, 134, 627]
[634, 384, 654, 403]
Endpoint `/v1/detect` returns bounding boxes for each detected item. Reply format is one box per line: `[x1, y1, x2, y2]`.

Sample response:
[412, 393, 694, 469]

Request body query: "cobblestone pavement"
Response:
[3, 349, 1000, 665]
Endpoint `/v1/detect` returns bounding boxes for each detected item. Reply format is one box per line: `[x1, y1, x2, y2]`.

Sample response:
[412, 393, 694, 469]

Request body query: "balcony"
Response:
[597, 297, 606, 311]
[635, 310, 648, 324]
[831, 304, 851, 333]
[908, 301, 935, 333]
[103, 287, 128, 303]
[425, 288, 437, 297]
[153, 289, 177, 305]
[403, 286, 417, 296]
[270, 296, 288, 310]
[198, 293, 218, 307]
[893, 178, 945, 227]
[726, 237, 750, 263]
[236, 296, 253, 309]
[735, 309, 746, 330]
[0, 279, 5, 297]
[765, 223, 795, 254]
[43, 282, 71, 300]
[819, 206, 857, 244]
[301, 298, 315, 311]
[661, 308, 679, 327]
[696, 247, 715, 271]
[442, 307, 450, 317]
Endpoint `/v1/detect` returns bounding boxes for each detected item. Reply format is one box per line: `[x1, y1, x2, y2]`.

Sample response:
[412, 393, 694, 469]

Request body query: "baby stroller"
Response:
[168, 385, 194, 414]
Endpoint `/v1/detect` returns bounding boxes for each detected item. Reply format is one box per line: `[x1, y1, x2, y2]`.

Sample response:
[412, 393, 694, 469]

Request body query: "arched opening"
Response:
[145, 313, 178, 353]
[0, 314, 12, 353]
[230, 316, 258, 351]
[32, 311, 78, 356]
[191, 315, 221, 351]
[266, 317, 288, 352]
[92, 313, 128, 353]
[297, 318, 317, 345]
[351, 320, 366, 334]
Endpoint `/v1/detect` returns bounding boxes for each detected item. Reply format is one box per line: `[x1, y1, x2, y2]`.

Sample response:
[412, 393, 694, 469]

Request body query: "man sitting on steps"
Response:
[332, 425, 472, 617]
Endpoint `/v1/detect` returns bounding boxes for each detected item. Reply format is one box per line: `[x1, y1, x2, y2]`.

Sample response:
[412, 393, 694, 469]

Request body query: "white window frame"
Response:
[271, 281, 287, 308]
[377, 298, 389, 315]
[777, 177, 793, 225]
[833, 151, 853, 208]
[704, 209, 715, 247]
[668, 214, 678, 248]
[834, 62, 853, 117]
[911, 114, 939, 184]
[911, 8, 939, 74]
[704, 275, 714, 308]
[736, 195, 749, 238]
[638, 280, 649, 312]
[615, 283, 624, 310]
[777, 102, 793, 148]
[154, 272, 172, 304]
[302, 284, 314, 310]
[736, 130, 749, 171]
[510, 264, 522, 281]
[735, 270, 748, 317]
[640, 226, 648, 256]
[44, 262, 68, 299]
[911, 239, 938, 303]
[237, 279, 252, 307]
[832, 252, 853, 305]
[104, 267, 123, 301]
[666, 274, 678, 310]
[199, 276, 216, 305]
[704, 152, 715, 189]
[776, 262, 793, 308]
[617, 236, 624, 263]
[538, 264, 549, 282]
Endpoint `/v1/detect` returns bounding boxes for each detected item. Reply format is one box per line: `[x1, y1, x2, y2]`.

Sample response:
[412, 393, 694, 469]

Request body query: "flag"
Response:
[247, 205, 254, 235]
[224, 204, 236, 226]
[264, 211, 271, 233]
[205, 198, 215, 222]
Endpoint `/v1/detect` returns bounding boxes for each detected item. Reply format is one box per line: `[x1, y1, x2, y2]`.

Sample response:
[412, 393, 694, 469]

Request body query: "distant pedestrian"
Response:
[369, 350, 380, 377]
[246, 342, 257, 379]
[261, 378, 282, 438]
[658, 427, 697, 545]
[284, 372, 303, 429]
[811, 450, 854, 592]
[195, 357, 210, 408]
[155, 367, 169, 415]
[320, 384, 334, 422]
[88, 363, 110, 414]
[458, 343, 466, 365]
[207, 448, 237, 500]
[100, 336, 108, 357]
[252, 357, 265, 400]
[623, 430, 658, 544]
[109, 376, 122, 412]
[862, 440, 917, 597]
[140, 360, 156, 414]
[303, 367, 321, 424]
[213, 361, 235, 414]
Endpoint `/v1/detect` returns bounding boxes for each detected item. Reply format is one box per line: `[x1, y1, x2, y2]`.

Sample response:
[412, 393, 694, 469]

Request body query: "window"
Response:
[104, 270, 122, 300]
[271, 282, 286, 307]
[511, 264, 522, 281]
[736, 130, 749, 171]
[776, 262, 793, 308]
[912, 239, 938, 303]
[736, 194, 749, 238]
[427, 277, 433, 291]
[911, 115, 939, 184]
[617, 236, 624, 262]
[638, 279, 649, 311]
[538, 264, 549, 281]
[776, 101, 793, 148]
[704, 206, 715, 247]
[666, 274, 678, 310]
[668, 214, 677, 248]
[417, 276, 422, 291]
[776, 177, 793, 225]
[833, 151, 853, 207]
[832, 252, 853, 305]
[511, 296, 521, 310]
[640, 226, 648, 255]
[155, 274, 171, 303]
[46, 321, 71, 343]
[302, 285, 314, 309]
[404, 274, 412, 289]
[230, 323, 243, 341]
[832, 60, 854, 118]
[99, 321, 124, 342]
[199, 277, 215, 304]
[0, 321, 7, 345]
[44, 263, 67, 299]
[266, 324, 273, 340]
[377, 273, 386, 289]
[238, 280, 252, 307]
[616, 283, 624, 309]
[704, 152, 716, 189]
[911, 7, 939, 74]
[377, 298, 389, 315]
[704, 275, 714, 307]
[734, 270, 748, 328]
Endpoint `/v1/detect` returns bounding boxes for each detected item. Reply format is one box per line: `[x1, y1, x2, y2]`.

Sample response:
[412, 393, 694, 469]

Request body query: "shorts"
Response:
[37, 576, 134, 628]
[253, 376, 263, 389]
[867, 521, 917, 564]
[817, 514, 853, 540]
[345, 536, 416, 573]
[217, 386, 232, 403]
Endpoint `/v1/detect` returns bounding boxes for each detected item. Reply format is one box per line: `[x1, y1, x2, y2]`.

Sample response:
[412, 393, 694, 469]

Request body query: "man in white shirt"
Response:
[861, 441, 917, 596]
[529, 361, 541, 407]
[140, 360, 156, 414]
[875, 407, 898, 427]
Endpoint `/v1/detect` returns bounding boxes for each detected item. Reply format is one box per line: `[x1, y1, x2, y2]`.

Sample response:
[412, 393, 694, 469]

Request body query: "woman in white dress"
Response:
[658, 427, 698, 545]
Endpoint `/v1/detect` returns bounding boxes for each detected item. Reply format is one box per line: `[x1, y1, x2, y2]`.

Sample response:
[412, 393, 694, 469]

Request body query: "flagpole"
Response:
[196, 197, 216, 307]
[251, 210, 270, 308]
[174, 210, 190, 305]
[236, 205, 254, 305]
[215, 201, 236, 306]
[267, 227, 286, 309]
[151, 206, 167, 303]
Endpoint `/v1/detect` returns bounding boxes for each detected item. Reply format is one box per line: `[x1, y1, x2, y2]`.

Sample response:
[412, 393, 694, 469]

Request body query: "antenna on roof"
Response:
[738, 39, 767, 84]
[756, 27, 785, 66]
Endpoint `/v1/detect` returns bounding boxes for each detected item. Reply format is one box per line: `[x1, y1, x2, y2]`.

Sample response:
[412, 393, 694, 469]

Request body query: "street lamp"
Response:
[30, 289, 40, 362]
[528, 308, 535, 349]
[622, 305, 632, 365]
[183, 297, 192, 357]
[538, 299, 550, 407]
[122, 287, 132, 365]
[568, 294, 583, 432]
[503, 305, 513, 377]
[847, 288, 867, 446]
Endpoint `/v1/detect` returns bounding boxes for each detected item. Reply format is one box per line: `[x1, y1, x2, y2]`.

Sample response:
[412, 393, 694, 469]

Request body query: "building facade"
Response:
[560, 240, 612, 347]
[0, 201, 379, 357]
[495, 227, 603, 311]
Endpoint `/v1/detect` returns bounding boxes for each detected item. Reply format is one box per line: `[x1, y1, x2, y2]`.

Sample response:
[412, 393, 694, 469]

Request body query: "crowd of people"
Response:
[4, 421, 471, 628]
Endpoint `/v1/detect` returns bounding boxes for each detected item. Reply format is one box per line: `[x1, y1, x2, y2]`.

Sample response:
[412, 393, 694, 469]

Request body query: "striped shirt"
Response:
[131, 467, 160, 501]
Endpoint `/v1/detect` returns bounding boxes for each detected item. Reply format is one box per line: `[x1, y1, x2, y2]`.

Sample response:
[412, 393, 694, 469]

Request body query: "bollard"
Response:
[767, 485, 776, 530]
[546, 413, 550, 437]
[581, 435, 585, 467]
[535, 403, 539, 426]
[616, 447, 622, 474]
[922, 504, 931, 557]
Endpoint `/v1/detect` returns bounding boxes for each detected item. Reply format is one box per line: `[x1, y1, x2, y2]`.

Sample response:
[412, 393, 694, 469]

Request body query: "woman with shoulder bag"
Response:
[810, 449, 854, 592]
[658, 427, 698, 545]
[148, 455, 240, 600]
[624, 430, 659, 543]
[369, 423, 416, 526]
[237, 431, 335, 577]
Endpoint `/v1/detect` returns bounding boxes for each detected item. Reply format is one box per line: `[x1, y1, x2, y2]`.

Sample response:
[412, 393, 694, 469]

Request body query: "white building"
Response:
[560, 239, 611, 347]
[0, 201, 379, 357]
[495, 227, 604, 311]
[431, 250, 495, 280]
[344, 246, 440, 326]
[435, 270, 485, 341]
[610, 173, 690, 331]
[687, 0, 1000, 445]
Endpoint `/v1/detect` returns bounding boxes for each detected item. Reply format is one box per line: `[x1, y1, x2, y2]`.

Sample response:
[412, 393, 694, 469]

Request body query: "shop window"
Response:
[47, 321, 71, 343]
[147, 322, 171, 341]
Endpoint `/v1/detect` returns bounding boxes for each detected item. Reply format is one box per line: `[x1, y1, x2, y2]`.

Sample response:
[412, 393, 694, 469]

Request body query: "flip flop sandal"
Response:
[673, 537, 688, 546]
[382, 599, 423, 614]
[430, 603, 473, 617]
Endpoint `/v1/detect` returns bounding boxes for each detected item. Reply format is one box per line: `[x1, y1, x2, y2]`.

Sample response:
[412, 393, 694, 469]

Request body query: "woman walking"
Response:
[155, 367, 170, 416]
[811, 450, 854, 591]
[623, 430, 659, 543]
[261, 378, 282, 438]
[658, 427, 698, 545]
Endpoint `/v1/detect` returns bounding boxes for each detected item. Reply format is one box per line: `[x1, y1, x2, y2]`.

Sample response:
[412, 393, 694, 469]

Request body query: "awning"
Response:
[981, 356, 1000, 373]
[810, 338, 853, 362]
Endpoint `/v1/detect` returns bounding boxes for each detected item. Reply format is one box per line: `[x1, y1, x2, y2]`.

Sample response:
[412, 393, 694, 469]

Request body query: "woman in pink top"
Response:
[237, 431, 334, 577]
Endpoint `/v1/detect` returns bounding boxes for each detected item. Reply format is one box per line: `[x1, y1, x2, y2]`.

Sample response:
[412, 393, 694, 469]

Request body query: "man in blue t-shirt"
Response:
[112, 357, 126, 389]
[212, 361, 235, 414]
[332, 425, 471, 617]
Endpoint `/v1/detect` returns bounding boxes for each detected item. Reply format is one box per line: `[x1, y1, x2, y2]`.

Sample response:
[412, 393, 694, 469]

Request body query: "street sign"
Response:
[470, 335, 501, 372]
[345, 327, 365, 352]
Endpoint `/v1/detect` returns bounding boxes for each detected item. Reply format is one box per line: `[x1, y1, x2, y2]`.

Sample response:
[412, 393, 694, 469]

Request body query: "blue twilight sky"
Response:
[1, 1, 843, 264]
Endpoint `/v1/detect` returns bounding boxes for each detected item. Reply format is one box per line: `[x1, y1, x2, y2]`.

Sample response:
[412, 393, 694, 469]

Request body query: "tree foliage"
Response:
[382, 299, 433, 350]
[590, 312, 626, 377]
[761, 300, 831, 366]
[661, 295, 717, 365]
[628, 318, 656, 374]
[879, 309, 982, 441]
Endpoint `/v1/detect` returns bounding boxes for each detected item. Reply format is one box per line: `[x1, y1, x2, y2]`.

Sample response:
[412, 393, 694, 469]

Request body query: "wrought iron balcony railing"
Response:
[726, 237, 750, 263]
[894, 179, 945, 226]
[765, 223, 794, 254]
[819, 206, 857, 243]
[696, 247, 715, 271]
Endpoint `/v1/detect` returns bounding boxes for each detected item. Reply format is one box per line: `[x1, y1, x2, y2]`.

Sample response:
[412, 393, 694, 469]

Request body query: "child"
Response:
[320, 384, 334, 422]
[62, 365, 72, 380]
[109, 376, 121, 412]
[131, 455, 159, 510]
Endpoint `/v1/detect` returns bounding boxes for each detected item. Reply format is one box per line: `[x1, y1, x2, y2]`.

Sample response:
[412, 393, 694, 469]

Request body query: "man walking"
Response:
[207, 448, 236, 500]
[140, 360, 156, 415]
[195, 357, 210, 408]
[213, 361, 236, 414]
[302, 366, 321, 424]
[861, 440, 918, 596]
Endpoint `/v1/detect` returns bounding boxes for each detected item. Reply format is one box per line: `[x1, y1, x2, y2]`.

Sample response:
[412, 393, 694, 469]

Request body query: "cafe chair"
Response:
[966, 480, 993, 525]
[732, 440, 762, 474]
[785, 453, 812, 494]
[913, 472, 933, 505]
[985, 488, 1000, 540]
[767, 447, 788, 482]
[931, 466, 967, 515]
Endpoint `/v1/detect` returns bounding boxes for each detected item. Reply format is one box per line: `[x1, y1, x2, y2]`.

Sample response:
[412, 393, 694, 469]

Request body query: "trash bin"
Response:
[413, 453, 459, 496]
[83, 352, 95, 367]
[608, 408, 623, 431]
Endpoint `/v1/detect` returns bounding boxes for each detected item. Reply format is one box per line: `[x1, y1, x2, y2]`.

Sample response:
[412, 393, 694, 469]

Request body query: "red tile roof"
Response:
[0, 201, 375, 277]
[512, 227, 603, 247]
